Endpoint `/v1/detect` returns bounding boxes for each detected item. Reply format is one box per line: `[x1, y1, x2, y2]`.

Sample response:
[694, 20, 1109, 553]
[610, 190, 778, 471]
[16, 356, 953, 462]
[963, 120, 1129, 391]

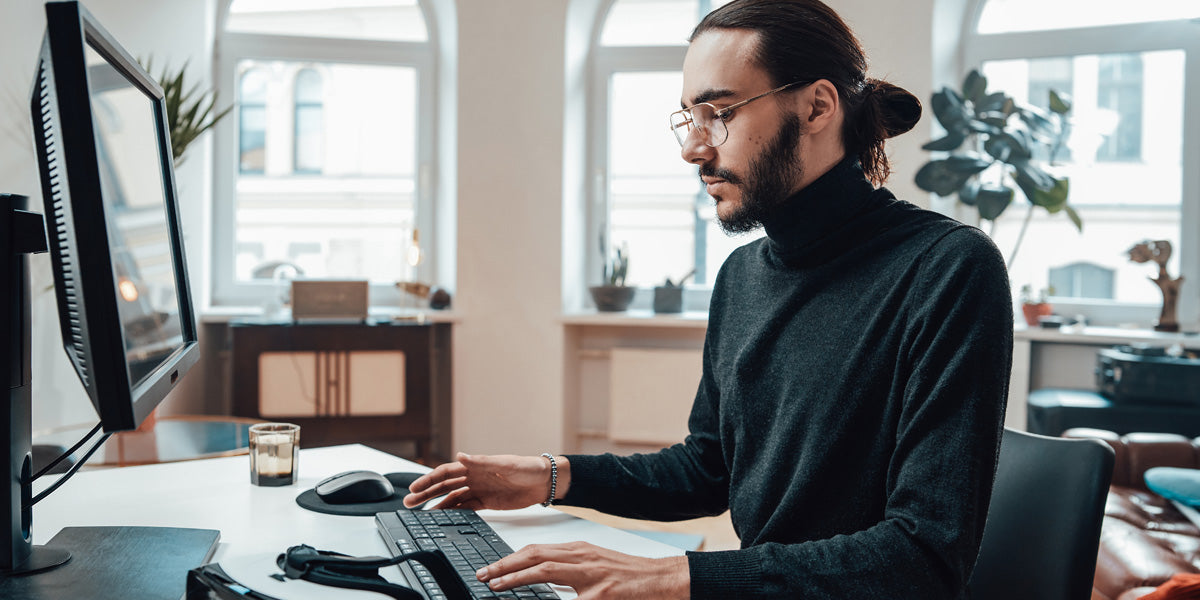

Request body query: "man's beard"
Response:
[701, 114, 804, 235]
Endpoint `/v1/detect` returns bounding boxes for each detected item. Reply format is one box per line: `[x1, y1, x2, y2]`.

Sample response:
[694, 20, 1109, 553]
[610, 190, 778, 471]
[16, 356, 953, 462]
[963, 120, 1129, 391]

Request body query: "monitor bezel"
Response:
[33, 0, 199, 433]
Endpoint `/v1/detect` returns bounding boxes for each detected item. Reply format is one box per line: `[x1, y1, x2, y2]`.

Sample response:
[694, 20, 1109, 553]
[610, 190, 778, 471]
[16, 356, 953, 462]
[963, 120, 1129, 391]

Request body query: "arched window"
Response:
[964, 0, 1199, 322]
[590, 0, 732, 304]
[215, 0, 434, 306]
[292, 68, 324, 174]
[237, 68, 267, 174]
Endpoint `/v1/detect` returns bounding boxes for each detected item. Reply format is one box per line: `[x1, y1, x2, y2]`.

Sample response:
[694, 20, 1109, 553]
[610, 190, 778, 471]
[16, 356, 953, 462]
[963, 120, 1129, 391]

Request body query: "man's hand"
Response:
[403, 452, 569, 510]
[476, 542, 690, 600]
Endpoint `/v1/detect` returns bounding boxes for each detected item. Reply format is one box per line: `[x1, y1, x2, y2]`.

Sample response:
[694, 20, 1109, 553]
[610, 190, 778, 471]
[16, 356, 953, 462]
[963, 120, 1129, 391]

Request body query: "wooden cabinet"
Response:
[230, 320, 451, 463]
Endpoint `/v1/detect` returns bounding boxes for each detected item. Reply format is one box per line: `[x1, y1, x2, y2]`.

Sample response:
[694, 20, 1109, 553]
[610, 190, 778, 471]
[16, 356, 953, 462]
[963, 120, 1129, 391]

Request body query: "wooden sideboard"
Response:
[229, 319, 451, 463]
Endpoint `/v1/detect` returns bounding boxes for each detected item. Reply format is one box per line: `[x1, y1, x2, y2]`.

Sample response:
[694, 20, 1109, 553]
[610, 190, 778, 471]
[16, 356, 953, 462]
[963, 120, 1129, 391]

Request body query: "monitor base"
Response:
[0, 546, 70, 576]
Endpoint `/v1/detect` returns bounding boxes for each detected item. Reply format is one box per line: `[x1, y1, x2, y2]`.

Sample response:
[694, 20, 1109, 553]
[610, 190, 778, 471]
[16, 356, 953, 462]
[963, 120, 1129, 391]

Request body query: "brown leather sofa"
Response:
[1062, 428, 1200, 600]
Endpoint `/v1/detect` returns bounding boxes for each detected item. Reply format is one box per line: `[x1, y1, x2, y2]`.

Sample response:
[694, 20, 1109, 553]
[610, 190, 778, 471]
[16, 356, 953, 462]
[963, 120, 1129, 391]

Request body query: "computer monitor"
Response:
[1, 0, 210, 583]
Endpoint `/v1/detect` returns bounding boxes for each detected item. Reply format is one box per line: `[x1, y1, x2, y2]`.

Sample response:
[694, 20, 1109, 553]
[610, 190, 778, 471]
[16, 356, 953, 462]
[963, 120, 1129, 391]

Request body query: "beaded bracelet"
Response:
[540, 453, 557, 507]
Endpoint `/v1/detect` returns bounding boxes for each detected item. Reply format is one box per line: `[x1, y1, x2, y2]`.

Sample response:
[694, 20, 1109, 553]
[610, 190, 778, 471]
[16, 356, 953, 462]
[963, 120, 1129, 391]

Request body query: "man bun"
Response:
[849, 78, 923, 185]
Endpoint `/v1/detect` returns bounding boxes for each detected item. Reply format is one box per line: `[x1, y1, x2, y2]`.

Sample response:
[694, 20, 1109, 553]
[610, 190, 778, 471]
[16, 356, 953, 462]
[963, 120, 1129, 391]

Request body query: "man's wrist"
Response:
[656, 555, 690, 599]
[554, 455, 570, 500]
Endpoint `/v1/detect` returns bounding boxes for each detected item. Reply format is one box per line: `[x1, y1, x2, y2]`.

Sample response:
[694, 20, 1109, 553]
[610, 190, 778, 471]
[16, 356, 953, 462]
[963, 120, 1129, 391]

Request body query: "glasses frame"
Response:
[669, 80, 813, 148]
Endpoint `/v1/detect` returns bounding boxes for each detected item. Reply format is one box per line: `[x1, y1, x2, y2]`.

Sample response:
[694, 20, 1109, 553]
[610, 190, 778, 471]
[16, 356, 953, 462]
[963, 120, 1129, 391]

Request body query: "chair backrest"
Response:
[967, 428, 1115, 600]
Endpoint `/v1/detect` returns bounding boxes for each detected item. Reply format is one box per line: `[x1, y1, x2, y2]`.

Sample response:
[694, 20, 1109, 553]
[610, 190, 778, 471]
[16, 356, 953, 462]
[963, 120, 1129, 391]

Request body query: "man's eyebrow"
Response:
[682, 88, 737, 109]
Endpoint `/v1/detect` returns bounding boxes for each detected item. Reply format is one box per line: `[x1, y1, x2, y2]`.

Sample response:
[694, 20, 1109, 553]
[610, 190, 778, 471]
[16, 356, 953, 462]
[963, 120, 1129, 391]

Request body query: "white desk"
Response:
[30, 444, 683, 599]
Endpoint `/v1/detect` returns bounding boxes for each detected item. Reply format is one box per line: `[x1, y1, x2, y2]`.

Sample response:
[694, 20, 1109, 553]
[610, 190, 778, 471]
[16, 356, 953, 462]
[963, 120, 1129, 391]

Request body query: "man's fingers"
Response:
[486, 561, 570, 592]
[479, 544, 581, 582]
[407, 461, 468, 494]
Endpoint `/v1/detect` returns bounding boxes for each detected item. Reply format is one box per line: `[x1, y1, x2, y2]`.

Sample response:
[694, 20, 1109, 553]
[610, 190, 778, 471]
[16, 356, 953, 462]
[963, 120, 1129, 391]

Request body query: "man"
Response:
[404, 1, 1012, 597]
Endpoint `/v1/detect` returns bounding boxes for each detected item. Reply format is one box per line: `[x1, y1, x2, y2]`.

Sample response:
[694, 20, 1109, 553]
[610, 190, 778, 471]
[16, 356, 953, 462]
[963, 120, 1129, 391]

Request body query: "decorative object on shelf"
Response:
[589, 242, 634, 312]
[1019, 284, 1054, 327]
[1127, 239, 1183, 332]
[915, 69, 1080, 268]
[653, 268, 695, 314]
[140, 58, 232, 169]
[429, 287, 451, 310]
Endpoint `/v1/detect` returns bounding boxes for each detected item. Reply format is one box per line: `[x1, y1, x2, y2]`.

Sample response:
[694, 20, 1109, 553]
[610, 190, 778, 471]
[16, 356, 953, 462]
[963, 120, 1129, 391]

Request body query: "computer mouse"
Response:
[315, 470, 396, 504]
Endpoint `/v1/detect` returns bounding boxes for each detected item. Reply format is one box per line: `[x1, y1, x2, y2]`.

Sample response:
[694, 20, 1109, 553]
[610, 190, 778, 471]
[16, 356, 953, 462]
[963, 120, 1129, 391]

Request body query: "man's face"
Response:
[680, 29, 806, 233]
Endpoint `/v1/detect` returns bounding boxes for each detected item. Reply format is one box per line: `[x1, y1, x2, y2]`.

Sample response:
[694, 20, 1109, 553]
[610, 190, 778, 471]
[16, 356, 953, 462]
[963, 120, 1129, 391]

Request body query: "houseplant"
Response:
[142, 58, 232, 168]
[589, 242, 635, 312]
[915, 69, 1080, 268]
[1018, 284, 1054, 327]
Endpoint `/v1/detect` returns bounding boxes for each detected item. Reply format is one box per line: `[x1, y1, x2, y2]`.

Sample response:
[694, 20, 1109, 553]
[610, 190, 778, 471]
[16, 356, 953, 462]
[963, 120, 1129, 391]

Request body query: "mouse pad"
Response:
[295, 472, 428, 516]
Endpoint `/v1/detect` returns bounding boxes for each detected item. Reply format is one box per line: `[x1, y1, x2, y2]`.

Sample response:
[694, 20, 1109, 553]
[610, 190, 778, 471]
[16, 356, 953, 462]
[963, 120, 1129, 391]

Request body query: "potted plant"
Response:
[653, 268, 694, 314]
[589, 243, 634, 312]
[141, 58, 233, 169]
[1019, 284, 1055, 327]
[915, 69, 1080, 268]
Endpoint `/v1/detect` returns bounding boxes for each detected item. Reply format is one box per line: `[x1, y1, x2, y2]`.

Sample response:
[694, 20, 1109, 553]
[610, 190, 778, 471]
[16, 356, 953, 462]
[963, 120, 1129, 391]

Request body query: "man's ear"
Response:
[801, 79, 840, 135]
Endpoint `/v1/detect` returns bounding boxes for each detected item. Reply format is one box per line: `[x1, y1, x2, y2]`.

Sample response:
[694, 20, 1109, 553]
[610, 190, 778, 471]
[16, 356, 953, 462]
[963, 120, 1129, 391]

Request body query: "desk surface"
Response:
[31, 444, 681, 599]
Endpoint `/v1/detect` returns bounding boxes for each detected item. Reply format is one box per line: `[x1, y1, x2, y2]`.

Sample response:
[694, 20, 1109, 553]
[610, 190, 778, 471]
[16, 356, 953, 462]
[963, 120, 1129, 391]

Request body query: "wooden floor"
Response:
[554, 505, 740, 552]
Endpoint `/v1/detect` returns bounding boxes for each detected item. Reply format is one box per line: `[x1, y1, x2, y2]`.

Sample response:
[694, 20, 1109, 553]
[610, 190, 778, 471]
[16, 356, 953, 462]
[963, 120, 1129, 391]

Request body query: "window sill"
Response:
[1014, 324, 1200, 348]
[561, 309, 709, 328]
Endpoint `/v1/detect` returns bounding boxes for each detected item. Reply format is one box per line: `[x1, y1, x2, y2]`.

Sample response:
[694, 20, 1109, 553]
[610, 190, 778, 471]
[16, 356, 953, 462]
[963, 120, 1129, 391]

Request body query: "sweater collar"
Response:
[761, 156, 883, 265]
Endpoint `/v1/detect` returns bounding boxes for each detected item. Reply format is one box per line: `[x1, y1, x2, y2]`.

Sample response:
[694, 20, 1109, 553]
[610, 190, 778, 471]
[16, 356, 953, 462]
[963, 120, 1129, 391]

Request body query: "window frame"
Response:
[212, 1, 438, 308]
[962, 1, 1200, 326]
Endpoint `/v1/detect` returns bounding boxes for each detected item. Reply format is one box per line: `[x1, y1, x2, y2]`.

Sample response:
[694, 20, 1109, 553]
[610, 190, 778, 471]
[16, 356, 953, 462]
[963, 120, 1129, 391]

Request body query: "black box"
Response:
[1096, 345, 1200, 405]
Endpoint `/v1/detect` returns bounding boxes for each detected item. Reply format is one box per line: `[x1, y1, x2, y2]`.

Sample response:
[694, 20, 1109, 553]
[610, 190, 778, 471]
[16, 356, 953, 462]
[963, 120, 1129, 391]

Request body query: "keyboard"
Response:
[375, 508, 562, 600]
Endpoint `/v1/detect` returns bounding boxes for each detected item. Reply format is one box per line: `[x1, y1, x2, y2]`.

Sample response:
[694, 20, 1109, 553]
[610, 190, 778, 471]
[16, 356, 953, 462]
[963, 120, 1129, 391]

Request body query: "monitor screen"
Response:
[85, 44, 186, 387]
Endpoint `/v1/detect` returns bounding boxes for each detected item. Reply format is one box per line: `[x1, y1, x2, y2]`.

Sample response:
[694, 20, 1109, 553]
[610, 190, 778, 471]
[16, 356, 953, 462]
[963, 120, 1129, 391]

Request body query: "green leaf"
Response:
[984, 133, 1032, 164]
[931, 88, 971, 133]
[1017, 107, 1056, 136]
[1012, 160, 1054, 190]
[921, 130, 967, 152]
[975, 92, 1008, 114]
[1049, 89, 1072, 114]
[1065, 205, 1083, 232]
[976, 185, 1014, 220]
[962, 69, 987, 106]
[915, 157, 991, 196]
[958, 177, 981, 206]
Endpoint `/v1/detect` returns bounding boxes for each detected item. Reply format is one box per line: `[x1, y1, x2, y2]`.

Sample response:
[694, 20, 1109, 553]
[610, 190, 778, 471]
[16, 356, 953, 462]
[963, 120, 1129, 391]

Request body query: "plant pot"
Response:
[653, 286, 683, 313]
[589, 285, 635, 312]
[1021, 302, 1052, 327]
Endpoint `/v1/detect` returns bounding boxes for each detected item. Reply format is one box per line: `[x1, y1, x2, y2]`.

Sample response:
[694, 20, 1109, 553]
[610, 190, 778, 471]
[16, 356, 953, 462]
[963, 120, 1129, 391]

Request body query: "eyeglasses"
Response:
[669, 80, 812, 148]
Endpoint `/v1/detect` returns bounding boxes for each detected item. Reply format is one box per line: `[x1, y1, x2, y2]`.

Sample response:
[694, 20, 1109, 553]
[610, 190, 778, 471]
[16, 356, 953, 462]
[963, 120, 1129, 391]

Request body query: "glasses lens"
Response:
[694, 105, 727, 147]
[670, 111, 692, 147]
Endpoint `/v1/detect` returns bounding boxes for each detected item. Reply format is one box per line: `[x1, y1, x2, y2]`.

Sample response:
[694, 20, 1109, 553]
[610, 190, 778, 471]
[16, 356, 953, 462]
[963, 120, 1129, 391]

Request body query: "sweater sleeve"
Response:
[557, 327, 731, 521]
[686, 227, 1012, 598]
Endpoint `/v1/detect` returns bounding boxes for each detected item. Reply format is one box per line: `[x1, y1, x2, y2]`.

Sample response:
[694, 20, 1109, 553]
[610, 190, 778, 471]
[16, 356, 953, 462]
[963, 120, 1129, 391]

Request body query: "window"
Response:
[238, 69, 267, 173]
[591, 0, 735, 302]
[965, 1, 1199, 324]
[214, 0, 435, 307]
[292, 69, 324, 174]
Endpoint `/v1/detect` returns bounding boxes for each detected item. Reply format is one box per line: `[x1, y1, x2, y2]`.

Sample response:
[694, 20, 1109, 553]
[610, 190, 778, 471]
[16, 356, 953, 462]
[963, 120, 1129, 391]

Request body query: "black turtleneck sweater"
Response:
[561, 159, 1013, 598]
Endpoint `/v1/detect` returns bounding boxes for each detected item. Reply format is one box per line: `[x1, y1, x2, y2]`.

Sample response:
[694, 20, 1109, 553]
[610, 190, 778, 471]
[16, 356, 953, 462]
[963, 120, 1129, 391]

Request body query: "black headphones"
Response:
[276, 544, 472, 600]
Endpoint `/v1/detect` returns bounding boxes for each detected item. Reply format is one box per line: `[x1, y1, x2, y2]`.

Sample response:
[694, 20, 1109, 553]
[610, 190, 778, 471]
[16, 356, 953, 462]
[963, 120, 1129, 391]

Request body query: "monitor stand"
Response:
[2, 195, 220, 598]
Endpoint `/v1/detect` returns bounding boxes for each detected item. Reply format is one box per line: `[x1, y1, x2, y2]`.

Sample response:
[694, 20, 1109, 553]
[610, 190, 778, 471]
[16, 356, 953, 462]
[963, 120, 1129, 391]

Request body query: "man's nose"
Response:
[680, 127, 715, 165]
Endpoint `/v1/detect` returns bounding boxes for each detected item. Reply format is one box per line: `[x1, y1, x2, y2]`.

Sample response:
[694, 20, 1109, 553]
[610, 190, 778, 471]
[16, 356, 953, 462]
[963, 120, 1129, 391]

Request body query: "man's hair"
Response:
[691, 0, 922, 186]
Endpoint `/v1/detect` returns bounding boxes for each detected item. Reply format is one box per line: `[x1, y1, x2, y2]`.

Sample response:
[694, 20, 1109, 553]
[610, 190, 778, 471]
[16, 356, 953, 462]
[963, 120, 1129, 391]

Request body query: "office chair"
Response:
[967, 428, 1114, 600]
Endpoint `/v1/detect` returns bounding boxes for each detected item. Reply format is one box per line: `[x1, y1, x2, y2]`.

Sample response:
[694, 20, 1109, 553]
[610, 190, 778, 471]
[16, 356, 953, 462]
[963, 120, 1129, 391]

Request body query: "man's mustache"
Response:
[699, 165, 742, 186]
